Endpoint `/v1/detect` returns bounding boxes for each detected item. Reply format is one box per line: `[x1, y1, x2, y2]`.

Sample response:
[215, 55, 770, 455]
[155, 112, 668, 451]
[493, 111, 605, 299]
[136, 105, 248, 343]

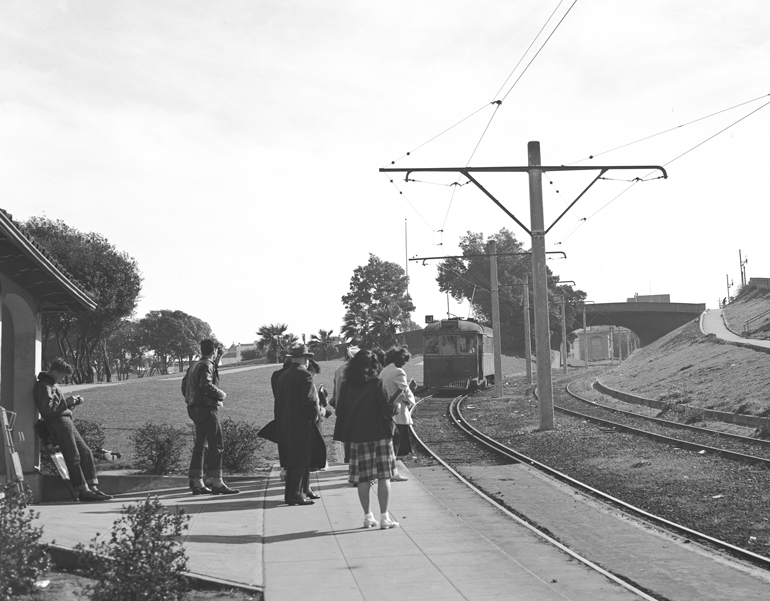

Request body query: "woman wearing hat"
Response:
[336, 349, 400, 529]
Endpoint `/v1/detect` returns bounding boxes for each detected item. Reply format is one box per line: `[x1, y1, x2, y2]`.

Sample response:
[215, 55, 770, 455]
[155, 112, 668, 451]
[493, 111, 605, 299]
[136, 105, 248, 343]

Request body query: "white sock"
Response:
[212, 477, 224, 488]
[381, 512, 389, 522]
[365, 511, 374, 519]
[192, 478, 205, 488]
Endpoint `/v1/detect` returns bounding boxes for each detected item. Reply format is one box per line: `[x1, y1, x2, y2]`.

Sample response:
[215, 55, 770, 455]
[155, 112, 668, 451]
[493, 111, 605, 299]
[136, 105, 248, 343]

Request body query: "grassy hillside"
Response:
[724, 285, 770, 338]
[600, 318, 770, 416]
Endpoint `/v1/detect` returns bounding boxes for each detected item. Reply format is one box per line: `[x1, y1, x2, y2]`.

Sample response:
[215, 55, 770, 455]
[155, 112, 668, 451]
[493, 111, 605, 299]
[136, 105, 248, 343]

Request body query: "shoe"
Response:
[391, 475, 408, 482]
[91, 489, 113, 500]
[211, 485, 240, 495]
[191, 485, 213, 495]
[79, 490, 107, 502]
[306, 490, 320, 500]
[287, 498, 314, 506]
[363, 515, 379, 528]
[380, 514, 400, 529]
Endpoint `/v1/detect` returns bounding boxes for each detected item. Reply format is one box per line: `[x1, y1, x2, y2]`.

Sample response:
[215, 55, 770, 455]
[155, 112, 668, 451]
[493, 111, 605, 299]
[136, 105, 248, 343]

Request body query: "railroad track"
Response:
[411, 392, 770, 574]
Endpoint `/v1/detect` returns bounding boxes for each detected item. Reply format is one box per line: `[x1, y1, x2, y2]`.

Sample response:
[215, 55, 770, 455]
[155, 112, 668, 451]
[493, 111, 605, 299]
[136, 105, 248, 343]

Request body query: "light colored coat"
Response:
[379, 363, 416, 425]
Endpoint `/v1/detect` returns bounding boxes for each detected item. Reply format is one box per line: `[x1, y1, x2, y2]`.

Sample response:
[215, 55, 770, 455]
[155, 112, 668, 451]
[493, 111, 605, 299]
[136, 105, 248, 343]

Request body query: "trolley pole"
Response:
[561, 297, 568, 374]
[489, 240, 504, 397]
[528, 142, 554, 430]
[523, 274, 533, 384]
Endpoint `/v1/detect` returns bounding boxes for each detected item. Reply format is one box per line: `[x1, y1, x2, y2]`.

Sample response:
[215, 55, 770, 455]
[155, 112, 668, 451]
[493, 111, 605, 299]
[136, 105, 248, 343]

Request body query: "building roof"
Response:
[0, 209, 96, 313]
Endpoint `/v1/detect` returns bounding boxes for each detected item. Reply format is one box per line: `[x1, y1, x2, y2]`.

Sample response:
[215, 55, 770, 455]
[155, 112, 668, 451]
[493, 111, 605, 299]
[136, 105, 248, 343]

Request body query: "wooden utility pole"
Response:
[489, 240, 503, 397]
[583, 306, 589, 368]
[528, 142, 554, 430]
[523, 274, 532, 384]
[561, 297, 568, 374]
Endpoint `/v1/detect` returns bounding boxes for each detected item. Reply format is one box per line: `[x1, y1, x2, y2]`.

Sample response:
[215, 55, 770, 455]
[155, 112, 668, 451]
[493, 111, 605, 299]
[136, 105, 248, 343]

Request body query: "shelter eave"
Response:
[0, 211, 96, 313]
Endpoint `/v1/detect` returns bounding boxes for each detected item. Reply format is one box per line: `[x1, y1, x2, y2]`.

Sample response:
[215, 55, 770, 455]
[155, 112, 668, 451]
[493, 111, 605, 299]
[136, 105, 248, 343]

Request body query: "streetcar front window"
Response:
[458, 336, 475, 354]
[425, 335, 439, 354]
[440, 335, 458, 355]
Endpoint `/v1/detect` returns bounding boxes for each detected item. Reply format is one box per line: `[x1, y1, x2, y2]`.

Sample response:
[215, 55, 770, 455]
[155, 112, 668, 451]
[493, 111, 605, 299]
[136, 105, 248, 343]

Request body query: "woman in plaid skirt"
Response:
[336, 349, 400, 529]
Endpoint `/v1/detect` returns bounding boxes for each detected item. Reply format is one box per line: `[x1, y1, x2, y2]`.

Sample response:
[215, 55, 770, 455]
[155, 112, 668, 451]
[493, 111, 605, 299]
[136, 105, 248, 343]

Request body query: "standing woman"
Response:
[379, 347, 416, 481]
[337, 349, 400, 529]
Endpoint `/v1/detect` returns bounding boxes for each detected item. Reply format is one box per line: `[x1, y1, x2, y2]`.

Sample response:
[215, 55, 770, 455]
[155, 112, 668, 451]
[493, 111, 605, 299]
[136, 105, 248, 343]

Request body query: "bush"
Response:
[240, 348, 259, 361]
[130, 423, 188, 475]
[219, 418, 265, 473]
[0, 484, 50, 600]
[73, 419, 106, 452]
[76, 496, 189, 601]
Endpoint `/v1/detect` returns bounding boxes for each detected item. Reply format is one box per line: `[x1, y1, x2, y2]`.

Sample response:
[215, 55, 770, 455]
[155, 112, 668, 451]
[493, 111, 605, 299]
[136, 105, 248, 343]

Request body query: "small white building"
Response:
[220, 342, 258, 365]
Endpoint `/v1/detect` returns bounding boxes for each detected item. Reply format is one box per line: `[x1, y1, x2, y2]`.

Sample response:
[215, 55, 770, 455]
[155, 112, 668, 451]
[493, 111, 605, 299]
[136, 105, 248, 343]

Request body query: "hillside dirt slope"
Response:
[724, 285, 770, 339]
[600, 318, 770, 417]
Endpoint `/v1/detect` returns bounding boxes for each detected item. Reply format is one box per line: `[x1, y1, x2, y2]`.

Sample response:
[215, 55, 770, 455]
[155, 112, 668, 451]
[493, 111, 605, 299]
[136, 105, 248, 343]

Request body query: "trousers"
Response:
[284, 466, 310, 502]
[45, 415, 97, 491]
[187, 405, 223, 479]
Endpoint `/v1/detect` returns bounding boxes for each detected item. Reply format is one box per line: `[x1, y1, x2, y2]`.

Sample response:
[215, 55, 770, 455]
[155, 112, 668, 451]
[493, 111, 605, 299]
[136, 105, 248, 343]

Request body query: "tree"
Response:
[341, 254, 415, 348]
[106, 320, 146, 380]
[22, 217, 143, 383]
[436, 229, 586, 354]
[257, 323, 298, 363]
[138, 310, 213, 375]
[308, 329, 337, 360]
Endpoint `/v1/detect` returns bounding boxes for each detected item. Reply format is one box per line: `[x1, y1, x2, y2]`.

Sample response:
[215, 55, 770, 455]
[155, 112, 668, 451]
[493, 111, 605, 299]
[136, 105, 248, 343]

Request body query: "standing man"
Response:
[271, 357, 293, 482]
[33, 358, 112, 502]
[183, 339, 239, 495]
[276, 344, 324, 506]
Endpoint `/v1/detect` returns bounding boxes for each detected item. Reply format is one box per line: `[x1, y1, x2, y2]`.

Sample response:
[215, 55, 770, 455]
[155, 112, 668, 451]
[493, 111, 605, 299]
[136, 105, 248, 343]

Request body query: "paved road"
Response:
[700, 309, 770, 349]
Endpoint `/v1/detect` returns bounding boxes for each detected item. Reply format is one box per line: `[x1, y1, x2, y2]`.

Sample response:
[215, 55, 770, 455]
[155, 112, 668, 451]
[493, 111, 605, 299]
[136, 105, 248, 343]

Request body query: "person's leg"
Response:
[285, 468, 305, 502]
[357, 481, 371, 513]
[377, 478, 391, 515]
[72, 426, 111, 498]
[202, 407, 223, 482]
[187, 406, 207, 488]
[47, 417, 87, 491]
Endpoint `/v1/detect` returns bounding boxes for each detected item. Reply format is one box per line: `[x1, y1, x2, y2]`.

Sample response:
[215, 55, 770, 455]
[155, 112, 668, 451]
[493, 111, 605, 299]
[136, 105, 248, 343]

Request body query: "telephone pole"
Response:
[489, 240, 504, 397]
[380, 142, 666, 430]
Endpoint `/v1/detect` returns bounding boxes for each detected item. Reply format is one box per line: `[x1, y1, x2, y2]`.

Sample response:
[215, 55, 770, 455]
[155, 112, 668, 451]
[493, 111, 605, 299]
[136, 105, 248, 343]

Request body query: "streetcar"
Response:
[422, 318, 494, 391]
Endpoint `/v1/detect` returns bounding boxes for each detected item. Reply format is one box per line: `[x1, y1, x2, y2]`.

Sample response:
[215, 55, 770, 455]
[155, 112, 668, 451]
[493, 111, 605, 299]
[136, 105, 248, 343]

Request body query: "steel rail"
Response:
[409, 395, 660, 601]
[450, 395, 770, 571]
[566, 382, 770, 449]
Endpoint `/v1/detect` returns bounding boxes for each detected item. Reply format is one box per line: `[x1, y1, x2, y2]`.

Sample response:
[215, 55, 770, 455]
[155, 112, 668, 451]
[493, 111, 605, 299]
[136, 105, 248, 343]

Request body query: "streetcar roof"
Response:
[423, 319, 492, 335]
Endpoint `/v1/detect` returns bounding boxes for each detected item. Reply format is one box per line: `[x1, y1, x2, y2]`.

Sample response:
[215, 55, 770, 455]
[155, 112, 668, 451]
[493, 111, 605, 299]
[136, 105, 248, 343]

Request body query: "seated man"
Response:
[33, 358, 112, 502]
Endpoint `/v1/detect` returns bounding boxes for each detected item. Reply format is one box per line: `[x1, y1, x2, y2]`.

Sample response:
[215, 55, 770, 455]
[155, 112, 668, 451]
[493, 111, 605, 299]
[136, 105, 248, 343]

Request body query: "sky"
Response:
[2, 1, 769, 346]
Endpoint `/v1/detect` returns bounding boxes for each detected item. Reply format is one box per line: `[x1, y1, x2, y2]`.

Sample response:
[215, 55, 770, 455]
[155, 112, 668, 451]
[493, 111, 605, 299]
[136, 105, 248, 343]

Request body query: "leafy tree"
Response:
[436, 228, 586, 354]
[106, 320, 146, 380]
[308, 328, 338, 360]
[341, 254, 415, 348]
[138, 310, 213, 375]
[22, 216, 142, 383]
[257, 323, 298, 363]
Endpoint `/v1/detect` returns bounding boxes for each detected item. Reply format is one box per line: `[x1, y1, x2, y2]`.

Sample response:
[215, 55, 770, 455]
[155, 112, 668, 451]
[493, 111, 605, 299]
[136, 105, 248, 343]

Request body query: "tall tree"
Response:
[436, 229, 586, 354]
[308, 329, 337, 360]
[106, 320, 146, 380]
[22, 217, 143, 383]
[138, 310, 213, 375]
[341, 254, 415, 348]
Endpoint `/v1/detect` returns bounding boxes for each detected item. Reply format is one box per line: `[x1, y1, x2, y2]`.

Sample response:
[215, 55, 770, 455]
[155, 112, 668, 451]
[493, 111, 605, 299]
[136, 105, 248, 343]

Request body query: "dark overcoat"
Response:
[276, 363, 326, 469]
[271, 361, 292, 465]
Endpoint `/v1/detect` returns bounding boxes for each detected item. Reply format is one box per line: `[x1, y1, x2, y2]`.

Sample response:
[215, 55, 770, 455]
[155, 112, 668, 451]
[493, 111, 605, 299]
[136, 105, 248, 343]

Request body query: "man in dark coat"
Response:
[276, 345, 325, 505]
[271, 358, 293, 480]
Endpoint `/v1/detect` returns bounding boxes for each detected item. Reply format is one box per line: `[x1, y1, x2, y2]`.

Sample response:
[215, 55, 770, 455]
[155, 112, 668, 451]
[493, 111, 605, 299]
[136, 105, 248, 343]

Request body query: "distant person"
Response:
[182, 339, 239, 495]
[336, 349, 400, 529]
[331, 345, 359, 463]
[276, 345, 326, 505]
[379, 347, 416, 482]
[33, 358, 112, 502]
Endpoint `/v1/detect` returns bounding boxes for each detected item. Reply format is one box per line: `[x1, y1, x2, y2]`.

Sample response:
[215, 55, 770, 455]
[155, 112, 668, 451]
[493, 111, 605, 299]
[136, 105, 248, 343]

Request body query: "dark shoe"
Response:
[211, 485, 240, 495]
[91, 489, 113, 500]
[191, 485, 213, 495]
[306, 490, 320, 500]
[287, 497, 314, 506]
[79, 490, 107, 502]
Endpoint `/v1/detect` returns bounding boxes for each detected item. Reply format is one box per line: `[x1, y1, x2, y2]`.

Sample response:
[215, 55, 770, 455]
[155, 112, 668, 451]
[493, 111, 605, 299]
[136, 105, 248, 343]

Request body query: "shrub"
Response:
[240, 348, 259, 361]
[73, 418, 106, 452]
[76, 496, 189, 601]
[0, 484, 50, 600]
[219, 418, 265, 473]
[130, 423, 188, 475]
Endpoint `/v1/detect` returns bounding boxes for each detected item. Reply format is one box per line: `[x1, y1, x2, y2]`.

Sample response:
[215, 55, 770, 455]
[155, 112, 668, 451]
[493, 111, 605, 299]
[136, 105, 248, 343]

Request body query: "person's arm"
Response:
[198, 363, 226, 402]
[393, 369, 416, 408]
[299, 370, 320, 420]
[33, 382, 73, 419]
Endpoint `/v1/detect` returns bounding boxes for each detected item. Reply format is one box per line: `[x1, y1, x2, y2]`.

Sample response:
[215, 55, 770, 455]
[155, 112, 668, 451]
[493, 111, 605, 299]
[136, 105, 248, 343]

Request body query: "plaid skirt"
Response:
[348, 438, 396, 483]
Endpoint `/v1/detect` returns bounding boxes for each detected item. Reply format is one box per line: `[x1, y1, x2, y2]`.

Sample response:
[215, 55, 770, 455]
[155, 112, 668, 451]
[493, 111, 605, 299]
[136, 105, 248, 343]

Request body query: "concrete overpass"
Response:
[573, 302, 706, 347]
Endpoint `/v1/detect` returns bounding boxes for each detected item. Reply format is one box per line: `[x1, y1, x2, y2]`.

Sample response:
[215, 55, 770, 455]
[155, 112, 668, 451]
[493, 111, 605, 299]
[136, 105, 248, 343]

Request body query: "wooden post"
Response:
[523, 274, 532, 384]
[489, 240, 504, 397]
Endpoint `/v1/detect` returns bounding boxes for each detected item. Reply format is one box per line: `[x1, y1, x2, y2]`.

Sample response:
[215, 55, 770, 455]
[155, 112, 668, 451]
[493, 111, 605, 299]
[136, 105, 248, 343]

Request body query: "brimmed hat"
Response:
[287, 344, 314, 359]
[346, 345, 360, 359]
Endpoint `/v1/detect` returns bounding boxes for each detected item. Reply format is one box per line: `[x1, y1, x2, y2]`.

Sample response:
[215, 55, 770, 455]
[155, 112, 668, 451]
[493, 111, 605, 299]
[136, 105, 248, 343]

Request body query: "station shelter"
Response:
[0, 209, 95, 499]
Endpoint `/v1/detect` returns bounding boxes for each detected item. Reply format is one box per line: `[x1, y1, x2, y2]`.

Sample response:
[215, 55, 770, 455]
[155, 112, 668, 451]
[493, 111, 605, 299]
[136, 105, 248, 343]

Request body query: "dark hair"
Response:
[200, 338, 216, 356]
[372, 348, 386, 367]
[308, 358, 320, 375]
[344, 349, 381, 386]
[386, 347, 411, 368]
[50, 357, 73, 375]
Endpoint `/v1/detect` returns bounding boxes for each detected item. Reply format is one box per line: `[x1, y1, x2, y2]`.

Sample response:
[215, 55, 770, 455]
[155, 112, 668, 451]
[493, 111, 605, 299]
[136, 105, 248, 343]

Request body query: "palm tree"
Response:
[308, 329, 337, 360]
[257, 323, 289, 363]
[371, 302, 405, 348]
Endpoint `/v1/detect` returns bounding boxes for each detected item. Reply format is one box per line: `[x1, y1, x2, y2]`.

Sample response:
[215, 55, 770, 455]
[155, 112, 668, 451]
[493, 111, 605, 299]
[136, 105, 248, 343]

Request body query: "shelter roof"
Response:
[0, 209, 96, 313]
